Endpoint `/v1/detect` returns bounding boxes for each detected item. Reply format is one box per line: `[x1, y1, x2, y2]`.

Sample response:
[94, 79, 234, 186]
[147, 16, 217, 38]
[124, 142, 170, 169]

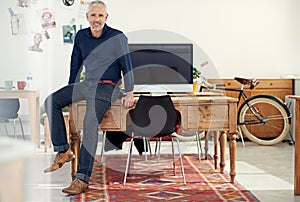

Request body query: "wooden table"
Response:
[289, 95, 300, 195]
[69, 94, 238, 182]
[0, 89, 40, 147]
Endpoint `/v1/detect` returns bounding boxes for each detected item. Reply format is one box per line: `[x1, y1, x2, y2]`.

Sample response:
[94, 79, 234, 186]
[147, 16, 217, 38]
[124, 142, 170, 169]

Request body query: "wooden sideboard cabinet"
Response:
[208, 78, 293, 106]
[207, 78, 293, 139]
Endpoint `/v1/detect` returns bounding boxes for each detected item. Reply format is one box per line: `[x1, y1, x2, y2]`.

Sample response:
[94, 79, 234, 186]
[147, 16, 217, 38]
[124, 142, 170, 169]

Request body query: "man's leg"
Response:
[62, 83, 117, 194]
[44, 83, 85, 172]
[75, 99, 111, 183]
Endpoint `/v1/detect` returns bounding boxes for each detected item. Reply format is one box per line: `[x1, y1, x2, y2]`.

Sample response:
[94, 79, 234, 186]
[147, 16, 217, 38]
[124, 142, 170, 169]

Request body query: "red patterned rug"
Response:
[70, 154, 259, 201]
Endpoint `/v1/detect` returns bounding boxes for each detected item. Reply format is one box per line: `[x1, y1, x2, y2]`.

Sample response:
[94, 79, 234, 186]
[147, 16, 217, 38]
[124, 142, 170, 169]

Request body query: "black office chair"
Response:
[123, 95, 186, 185]
[0, 98, 25, 139]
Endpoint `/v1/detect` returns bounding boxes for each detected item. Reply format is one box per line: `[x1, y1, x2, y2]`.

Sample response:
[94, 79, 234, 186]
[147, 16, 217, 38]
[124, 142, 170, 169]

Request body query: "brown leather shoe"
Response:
[62, 179, 89, 195]
[44, 149, 75, 173]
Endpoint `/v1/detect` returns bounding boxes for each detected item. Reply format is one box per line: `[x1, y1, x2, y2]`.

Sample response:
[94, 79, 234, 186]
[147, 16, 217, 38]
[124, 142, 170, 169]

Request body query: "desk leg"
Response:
[28, 95, 40, 147]
[228, 131, 237, 183]
[219, 131, 227, 173]
[69, 105, 80, 180]
[213, 131, 219, 169]
[70, 131, 80, 180]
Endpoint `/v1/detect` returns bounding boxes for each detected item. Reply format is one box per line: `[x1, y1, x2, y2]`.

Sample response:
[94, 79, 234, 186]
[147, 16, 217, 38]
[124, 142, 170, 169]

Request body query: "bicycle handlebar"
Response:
[199, 75, 259, 91]
[198, 75, 225, 90]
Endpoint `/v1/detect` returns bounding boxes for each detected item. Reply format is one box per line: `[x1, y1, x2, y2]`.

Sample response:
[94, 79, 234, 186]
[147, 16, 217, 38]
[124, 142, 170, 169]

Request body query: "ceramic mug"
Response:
[4, 80, 13, 90]
[17, 81, 27, 90]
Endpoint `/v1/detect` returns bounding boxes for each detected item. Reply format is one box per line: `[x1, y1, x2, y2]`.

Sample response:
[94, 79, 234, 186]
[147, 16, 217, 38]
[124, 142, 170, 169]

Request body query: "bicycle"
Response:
[199, 76, 292, 146]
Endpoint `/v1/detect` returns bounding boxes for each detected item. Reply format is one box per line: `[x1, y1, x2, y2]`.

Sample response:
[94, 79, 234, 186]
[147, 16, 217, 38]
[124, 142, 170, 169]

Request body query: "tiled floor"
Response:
[17, 135, 300, 202]
[229, 141, 298, 202]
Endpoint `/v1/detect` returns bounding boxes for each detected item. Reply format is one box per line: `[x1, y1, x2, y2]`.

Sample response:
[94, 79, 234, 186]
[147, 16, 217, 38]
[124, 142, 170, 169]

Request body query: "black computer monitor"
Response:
[129, 43, 193, 94]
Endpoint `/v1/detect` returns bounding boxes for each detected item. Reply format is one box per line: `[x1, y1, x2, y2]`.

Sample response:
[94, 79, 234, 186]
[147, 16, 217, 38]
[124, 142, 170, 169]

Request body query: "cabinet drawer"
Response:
[76, 105, 122, 130]
[187, 104, 229, 130]
[255, 79, 292, 89]
[209, 79, 293, 89]
[208, 79, 241, 89]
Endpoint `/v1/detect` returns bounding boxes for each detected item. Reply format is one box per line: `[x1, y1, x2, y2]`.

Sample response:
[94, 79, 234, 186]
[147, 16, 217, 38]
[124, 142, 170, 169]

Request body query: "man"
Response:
[44, 1, 134, 195]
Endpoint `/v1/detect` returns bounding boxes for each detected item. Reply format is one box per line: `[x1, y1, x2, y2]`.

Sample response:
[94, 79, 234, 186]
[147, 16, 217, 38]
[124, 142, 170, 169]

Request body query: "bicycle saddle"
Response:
[234, 77, 260, 89]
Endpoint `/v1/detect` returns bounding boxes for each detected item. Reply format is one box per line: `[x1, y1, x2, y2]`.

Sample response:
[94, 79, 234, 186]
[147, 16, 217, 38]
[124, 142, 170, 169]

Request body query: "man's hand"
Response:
[121, 91, 134, 108]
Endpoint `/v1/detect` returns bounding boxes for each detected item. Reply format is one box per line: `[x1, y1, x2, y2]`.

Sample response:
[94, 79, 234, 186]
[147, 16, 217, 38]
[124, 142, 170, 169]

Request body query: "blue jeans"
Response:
[44, 80, 120, 183]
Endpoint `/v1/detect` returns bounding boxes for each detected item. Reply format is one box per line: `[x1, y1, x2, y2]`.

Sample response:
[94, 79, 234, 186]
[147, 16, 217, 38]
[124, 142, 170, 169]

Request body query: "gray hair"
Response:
[88, 1, 107, 12]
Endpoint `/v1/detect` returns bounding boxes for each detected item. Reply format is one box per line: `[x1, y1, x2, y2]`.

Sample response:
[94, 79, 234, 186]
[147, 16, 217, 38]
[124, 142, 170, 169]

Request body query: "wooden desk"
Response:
[69, 94, 238, 182]
[289, 95, 300, 195]
[0, 89, 40, 147]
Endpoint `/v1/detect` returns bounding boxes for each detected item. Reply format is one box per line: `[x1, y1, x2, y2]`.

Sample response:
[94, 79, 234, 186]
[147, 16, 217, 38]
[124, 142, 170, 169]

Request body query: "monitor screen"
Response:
[129, 44, 193, 94]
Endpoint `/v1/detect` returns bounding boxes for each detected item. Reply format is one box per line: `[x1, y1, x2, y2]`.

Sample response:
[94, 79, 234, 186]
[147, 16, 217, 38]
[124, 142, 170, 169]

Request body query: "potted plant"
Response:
[192, 67, 201, 93]
[193, 67, 201, 80]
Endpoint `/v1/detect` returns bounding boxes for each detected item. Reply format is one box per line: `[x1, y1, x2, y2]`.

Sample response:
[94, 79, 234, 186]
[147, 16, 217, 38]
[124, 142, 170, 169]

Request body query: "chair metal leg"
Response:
[147, 139, 152, 156]
[100, 131, 106, 164]
[154, 138, 158, 155]
[3, 122, 9, 136]
[18, 117, 25, 140]
[174, 136, 186, 185]
[123, 138, 134, 185]
[143, 137, 147, 161]
[154, 137, 161, 157]
[157, 137, 162, 163]
[196, 132, 202, 161]
[237, 126, 245, 147]
[13, 119, 17, 139]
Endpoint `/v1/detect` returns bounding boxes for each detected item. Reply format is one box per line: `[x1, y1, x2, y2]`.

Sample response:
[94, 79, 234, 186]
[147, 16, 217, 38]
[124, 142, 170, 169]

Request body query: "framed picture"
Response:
[63, 25, 76, 44]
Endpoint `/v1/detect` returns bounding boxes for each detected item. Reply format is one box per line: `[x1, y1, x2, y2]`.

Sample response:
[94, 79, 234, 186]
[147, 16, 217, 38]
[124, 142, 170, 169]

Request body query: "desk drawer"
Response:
[187, 104, 229, 130]
[76, 105, 122, 130]
[99, 106, 121, 130]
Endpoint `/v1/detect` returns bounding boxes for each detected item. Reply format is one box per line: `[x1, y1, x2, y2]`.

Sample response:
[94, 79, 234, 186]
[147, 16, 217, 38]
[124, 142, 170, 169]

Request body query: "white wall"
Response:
[0, 0, 299, 113]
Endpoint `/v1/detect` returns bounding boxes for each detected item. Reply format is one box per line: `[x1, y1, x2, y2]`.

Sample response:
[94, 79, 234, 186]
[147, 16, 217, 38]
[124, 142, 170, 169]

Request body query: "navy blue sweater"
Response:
[68, 24, 134, 92]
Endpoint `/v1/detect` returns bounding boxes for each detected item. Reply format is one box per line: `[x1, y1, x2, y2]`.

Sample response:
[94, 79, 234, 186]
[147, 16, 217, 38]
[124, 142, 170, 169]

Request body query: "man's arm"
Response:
[68, 34, 83, 84]
[115, 33, 135, 108]
[115, 33, 134, 92]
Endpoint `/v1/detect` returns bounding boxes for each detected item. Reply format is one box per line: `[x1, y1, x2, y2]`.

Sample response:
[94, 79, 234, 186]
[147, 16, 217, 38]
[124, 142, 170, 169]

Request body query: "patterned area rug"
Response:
[70, 154, 259, 201]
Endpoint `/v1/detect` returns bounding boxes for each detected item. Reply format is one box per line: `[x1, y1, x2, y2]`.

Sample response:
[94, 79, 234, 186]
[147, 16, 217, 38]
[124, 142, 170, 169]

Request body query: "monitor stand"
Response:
[150, 92, 168, 96]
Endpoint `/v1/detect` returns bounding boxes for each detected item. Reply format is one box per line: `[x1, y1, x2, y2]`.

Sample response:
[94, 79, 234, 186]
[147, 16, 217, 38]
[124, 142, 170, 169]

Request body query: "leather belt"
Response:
[96, 80, 119, 87]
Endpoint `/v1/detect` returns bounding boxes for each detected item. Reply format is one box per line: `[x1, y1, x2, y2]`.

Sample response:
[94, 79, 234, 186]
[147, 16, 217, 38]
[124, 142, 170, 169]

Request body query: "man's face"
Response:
[86, 4, 108, 33]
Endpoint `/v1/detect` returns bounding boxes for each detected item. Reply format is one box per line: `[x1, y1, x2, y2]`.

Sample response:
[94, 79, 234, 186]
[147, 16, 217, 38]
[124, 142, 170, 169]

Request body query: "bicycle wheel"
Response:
[238, 94, 291, 146]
